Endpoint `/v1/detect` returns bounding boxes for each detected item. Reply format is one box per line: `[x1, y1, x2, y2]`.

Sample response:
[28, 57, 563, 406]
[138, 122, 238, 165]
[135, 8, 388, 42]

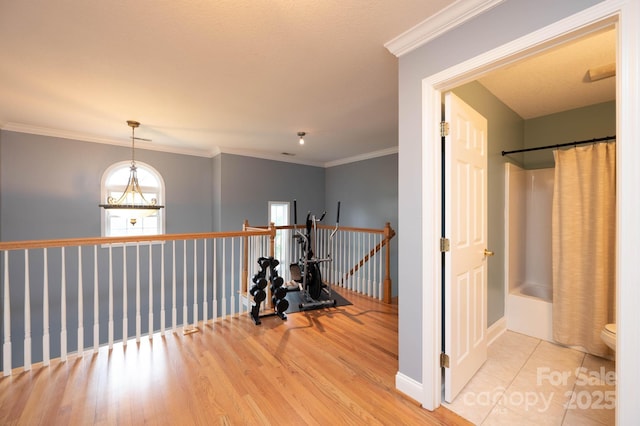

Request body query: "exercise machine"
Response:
[289, 200, 341, 310]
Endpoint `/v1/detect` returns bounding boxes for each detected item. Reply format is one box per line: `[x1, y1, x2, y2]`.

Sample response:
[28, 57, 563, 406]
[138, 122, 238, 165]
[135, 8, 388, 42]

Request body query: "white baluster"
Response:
[193, 239, 198, 328]
[237, 237, 242, 315]
[378, 235, 383, 300]
[355, 231, 359, 292]
[135, 243, 141, 343]
[203, 239, 208, 324]
[43, 248, 50, 366]
[357, 234, 362, 293]
[24, 249, 31, 371]
[360, 232, 364, 294]
[122, 244, 128, 346]
[368, 233, 372, 297]
[372, 234, 377, 299]
[213, 239, 218, 322]
[222, 239, 226, 318]
[183, 240, 187, 332]
[349, 232, 354, 291]
[342, 232, 347, 289]
[172, 240, 177, 332]
[230, 238, 235, 317]
[160, 243, 166, 336]
[335, 230, 339, 286]
[342, 231, 347, 289]
[77, 246, 84, 357]
[324, 229, 329, 278]
[3, 251, 11, 376]
[93, 245, 99, 351]
[351, 232, 356, 292]
[335, 231, 343, 287]
[346, 232, 355, 290]
[61, 247, 67, 361]
[329, 229, 333, 285]
[148, 242, 153, 340]
[319, 229, 324, 278]
[360, 232, 364, 292]
[108, 245, 114, 348]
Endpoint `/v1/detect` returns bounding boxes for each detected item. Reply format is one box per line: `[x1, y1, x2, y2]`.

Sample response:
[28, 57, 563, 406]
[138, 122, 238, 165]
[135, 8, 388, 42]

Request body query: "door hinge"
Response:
[440, 121, 450, 137]
[440, 353, 450, 368]
[440, 237, 450, 252]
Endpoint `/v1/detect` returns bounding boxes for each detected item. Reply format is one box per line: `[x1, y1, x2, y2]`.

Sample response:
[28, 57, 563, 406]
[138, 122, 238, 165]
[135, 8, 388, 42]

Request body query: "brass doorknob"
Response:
[484, 249, 495, 257]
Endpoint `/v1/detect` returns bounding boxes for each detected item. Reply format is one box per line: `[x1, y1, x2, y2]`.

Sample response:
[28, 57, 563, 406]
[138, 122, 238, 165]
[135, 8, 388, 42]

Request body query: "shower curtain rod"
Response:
[501, 135, 616, 156]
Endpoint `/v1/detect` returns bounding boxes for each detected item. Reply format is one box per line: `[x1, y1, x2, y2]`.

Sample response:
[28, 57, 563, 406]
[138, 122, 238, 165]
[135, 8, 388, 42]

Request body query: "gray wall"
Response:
[523, 101, 616, 169]
[0, 131, 213, 241]
[212, 154, 222, 231]
[397, 0, 602, 384]
[326, 154, 399, 296]
[218, 153, 326, 230]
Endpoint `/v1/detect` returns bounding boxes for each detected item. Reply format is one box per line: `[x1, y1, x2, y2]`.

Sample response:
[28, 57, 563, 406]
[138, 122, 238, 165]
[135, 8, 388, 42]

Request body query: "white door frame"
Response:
[420, 1, 639, 422]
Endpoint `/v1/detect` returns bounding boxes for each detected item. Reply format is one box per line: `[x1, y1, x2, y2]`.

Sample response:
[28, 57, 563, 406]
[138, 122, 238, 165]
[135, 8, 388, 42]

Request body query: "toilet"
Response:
[601, 323, 617, 351]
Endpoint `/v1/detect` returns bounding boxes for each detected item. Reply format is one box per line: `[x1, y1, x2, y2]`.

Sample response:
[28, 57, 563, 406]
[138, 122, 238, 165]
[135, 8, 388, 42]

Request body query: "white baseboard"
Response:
[395, 371, 424, 403]
[487, 316, 507, 345]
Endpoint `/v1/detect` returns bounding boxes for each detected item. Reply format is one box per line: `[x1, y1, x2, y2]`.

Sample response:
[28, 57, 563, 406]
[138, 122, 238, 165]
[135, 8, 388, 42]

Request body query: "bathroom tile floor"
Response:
[444, 331, 616, 425]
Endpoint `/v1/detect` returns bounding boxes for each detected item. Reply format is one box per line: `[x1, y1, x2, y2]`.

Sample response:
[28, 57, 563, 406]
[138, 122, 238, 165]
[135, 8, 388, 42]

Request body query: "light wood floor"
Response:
[0, 290, 470, 425]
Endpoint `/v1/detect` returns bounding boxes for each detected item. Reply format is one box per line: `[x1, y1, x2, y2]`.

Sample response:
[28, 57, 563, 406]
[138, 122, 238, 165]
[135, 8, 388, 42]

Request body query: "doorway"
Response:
[268, 201, 291, 278]
[420, 3, 638, 416]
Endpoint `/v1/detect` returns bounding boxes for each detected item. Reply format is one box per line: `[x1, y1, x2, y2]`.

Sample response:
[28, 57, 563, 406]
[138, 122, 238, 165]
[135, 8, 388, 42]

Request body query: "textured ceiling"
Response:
[0, 2, 616, 166]
[0, 0, 454, 165]
[478, 28, 616, 119]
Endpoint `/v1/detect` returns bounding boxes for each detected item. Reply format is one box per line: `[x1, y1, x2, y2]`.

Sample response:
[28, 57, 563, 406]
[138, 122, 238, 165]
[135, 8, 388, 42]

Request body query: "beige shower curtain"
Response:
[552, 142, 616, 357]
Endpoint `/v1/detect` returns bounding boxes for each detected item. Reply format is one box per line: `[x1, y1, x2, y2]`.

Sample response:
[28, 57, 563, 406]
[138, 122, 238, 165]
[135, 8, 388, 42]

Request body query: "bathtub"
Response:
[506, 282, 554, 342]
[518, 282, 552, 302]
[504, 164, 555, 343]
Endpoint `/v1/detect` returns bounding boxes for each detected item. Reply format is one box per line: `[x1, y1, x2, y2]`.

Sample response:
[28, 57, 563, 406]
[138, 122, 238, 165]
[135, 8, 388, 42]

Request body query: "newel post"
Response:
[242, 220, 249, 293]
[383, 222, 392, 303]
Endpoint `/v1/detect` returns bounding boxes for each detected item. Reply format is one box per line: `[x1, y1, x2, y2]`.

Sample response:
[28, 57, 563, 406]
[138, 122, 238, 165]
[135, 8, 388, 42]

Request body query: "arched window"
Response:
[101, 161, 165, 237]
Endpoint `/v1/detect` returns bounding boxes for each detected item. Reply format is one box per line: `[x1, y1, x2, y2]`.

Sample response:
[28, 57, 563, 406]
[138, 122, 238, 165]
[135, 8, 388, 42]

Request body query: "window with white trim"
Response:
[101, 161, 165, 237]
[269, 201, 290, 266]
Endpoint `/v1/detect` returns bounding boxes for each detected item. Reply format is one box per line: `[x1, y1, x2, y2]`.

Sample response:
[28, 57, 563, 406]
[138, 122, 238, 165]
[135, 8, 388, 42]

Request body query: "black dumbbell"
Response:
[252, 275, 268, 289]
[250, 285, 266, 304]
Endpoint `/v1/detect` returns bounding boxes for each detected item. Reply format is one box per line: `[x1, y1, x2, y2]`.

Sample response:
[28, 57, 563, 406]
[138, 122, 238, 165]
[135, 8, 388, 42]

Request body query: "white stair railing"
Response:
[0, 228, 273, 376]
[1, 222, 395, 376]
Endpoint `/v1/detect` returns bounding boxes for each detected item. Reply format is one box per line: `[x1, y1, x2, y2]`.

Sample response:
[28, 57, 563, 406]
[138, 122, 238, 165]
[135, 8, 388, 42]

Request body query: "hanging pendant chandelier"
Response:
[99, 120, 164, 225]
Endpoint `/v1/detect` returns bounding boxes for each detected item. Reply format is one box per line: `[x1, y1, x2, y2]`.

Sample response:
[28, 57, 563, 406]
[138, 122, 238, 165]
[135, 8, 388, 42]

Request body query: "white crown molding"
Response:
[2, 121, 397, 168]
[324, 146, 398, 168]
[216, 146, 326, 168]
[384, 0, 505, 57]
[1, 122, 215, 158]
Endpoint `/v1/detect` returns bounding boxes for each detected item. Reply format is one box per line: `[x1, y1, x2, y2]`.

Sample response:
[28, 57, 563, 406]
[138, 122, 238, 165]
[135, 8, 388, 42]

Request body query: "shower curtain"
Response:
[552, 142, 616, 357]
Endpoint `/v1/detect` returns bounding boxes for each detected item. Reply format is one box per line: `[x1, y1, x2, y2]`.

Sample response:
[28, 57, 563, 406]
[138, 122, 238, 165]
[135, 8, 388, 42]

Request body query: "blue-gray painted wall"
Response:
[326, 154, 399, 296]
[523, 101, 616, 169]
[0, 131, 213, 240]
[397, 0, 603, 385]
[217, 153, 326, 230]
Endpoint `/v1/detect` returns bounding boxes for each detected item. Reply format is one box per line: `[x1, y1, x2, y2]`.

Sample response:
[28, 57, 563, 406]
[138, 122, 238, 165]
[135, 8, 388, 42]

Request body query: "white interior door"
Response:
[443, 92, 489, 403]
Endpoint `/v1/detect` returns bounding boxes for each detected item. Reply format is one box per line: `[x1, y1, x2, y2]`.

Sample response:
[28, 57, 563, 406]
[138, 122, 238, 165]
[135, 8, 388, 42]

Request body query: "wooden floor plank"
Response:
[0, 289, 471, 425]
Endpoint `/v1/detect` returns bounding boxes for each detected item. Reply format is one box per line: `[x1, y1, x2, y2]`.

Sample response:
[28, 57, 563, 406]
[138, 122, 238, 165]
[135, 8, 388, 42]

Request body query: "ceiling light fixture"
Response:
[298, 131, 306, 145]
[99, 120, 164, 225]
